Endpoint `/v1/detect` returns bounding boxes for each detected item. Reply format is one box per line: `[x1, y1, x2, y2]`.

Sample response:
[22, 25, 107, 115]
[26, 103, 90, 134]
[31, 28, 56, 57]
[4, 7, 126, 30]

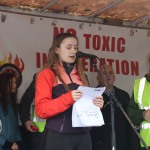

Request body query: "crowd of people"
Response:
[0, 32, 150, 150]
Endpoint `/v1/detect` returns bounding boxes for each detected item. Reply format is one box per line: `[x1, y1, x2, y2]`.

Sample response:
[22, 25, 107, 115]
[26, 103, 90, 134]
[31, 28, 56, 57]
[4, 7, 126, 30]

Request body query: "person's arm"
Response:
[35, 69, 75, 119]
[1, 140, 13, 149]
[13, 116, 23, 149]
[19, 79, 35, 124]
[19, 76, 39, 132]
[127, 92, 144, 126]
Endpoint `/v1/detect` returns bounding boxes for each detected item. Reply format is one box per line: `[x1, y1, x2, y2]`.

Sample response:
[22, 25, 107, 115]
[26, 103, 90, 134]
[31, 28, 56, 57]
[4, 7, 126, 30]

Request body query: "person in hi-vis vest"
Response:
[128, 53, 150, 150]
[19, 74, 46, 150]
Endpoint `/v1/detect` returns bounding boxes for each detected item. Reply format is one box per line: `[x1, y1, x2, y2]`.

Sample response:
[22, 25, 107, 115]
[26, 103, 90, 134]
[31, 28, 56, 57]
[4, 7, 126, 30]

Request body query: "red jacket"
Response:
[35, 64, 90, 133]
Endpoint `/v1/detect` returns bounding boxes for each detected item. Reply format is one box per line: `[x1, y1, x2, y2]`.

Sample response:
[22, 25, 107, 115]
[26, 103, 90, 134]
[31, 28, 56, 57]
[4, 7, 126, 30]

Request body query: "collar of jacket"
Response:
[62, 62, 75, 75]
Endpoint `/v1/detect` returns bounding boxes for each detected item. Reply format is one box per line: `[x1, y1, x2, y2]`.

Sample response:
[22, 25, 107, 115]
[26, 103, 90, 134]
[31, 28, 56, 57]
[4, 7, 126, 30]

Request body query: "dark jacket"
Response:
[0, 95, 22, 149]
[128, 93, 144, 126]
[91, 86, 130, 150]
[128, 93, 146, 150]
[19, 75, 36, 124]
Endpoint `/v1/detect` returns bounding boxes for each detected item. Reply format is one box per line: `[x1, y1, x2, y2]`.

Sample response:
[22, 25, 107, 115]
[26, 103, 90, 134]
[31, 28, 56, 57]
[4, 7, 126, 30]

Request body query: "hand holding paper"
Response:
[72, 90, 83, 101]
[92, 96, 104, 109]
[72, 86, 106, 127]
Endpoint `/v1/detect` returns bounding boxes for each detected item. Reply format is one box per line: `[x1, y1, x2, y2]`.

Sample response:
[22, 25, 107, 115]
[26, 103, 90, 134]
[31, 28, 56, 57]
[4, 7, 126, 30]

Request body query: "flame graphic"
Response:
[0, 56, 7, 65]
[8, 53, 12, 63]
[0, 52, 24, 72]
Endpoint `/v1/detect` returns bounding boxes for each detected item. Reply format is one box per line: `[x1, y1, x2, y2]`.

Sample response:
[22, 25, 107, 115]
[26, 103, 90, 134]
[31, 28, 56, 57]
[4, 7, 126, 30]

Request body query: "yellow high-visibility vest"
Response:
[134, 77, 150, 147]
[33, 110, 46, 132]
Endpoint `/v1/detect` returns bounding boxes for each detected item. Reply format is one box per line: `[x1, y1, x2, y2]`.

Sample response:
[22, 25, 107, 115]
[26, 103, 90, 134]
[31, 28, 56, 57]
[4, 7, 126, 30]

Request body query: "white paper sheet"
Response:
[72, 86, 106, 127]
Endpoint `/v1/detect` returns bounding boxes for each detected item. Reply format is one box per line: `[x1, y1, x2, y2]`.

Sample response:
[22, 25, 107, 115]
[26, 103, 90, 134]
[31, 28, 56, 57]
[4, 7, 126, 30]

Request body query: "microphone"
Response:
[76, 51, 98, 59]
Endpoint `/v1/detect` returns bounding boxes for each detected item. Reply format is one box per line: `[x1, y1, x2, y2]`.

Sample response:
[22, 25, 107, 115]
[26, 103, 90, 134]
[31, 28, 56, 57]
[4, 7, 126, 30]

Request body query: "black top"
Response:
[19, 75, 36, 124]
[91, 86, 130, 150]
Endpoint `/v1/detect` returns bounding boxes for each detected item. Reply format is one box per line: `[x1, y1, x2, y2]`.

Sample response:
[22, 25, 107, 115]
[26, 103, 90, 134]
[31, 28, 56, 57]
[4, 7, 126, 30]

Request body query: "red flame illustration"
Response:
[0, 52, 24, 72]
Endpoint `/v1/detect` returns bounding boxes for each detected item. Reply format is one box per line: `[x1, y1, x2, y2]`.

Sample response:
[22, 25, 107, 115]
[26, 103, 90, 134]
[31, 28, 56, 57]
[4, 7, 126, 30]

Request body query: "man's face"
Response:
[98, 65, 115, 87]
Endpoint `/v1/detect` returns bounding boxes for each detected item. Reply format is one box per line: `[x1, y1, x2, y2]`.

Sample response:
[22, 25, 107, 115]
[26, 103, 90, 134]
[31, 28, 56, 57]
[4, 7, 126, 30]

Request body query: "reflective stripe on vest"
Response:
[33, 116, 45, 123]
[138, 77, 146, 109]
[141, 122, 150, 129]
[33, 111, 46, 132]
[137, 78, 150, 110]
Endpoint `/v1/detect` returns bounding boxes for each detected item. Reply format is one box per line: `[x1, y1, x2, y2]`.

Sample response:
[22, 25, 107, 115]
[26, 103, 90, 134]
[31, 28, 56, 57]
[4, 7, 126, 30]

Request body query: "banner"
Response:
[0, 11, 149, 100]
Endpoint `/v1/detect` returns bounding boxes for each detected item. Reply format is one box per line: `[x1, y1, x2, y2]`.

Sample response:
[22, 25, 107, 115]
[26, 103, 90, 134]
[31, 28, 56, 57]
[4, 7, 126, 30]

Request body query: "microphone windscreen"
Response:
[76, 51, 83, 58]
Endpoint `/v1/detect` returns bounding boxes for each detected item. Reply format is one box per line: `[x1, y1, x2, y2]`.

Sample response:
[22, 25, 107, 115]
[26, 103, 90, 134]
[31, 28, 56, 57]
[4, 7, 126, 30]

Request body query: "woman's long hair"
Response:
[43, 33, 89, 90]
[0, 72, 17, 115]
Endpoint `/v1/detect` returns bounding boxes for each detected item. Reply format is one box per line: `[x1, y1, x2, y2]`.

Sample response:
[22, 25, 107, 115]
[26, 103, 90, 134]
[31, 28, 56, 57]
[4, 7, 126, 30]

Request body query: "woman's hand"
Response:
[72, 90, 83, 101]
[93, 96, 104, 109]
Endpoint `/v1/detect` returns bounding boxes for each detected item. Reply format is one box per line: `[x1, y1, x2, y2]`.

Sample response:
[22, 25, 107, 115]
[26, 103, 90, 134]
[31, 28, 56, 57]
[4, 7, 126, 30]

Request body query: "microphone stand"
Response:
[110, 96, 116, 150]
[89, 57, 150, 150]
